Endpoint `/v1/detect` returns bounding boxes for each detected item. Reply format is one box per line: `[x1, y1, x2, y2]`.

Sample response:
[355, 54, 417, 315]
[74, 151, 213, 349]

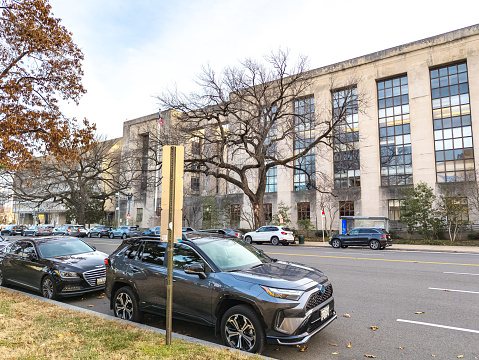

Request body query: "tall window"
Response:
[378, 75, 413, 186]
[191, 173, 200, 194]
[265, 166, 277, 193]
[191, 136, 202, 155]
[388, 199, 403, 221]
[430, 62, 475, 182]
[333, 87, 360, 188]
[297, 202, 311, 220]
[263, 203, 272, 223]
[264, 107, 277, 192]
[140, 134, 149, 197]
[136, 208, 143, 224]
[294, 96, 315, 191]
[230, 204, 241, 228]
[339, 201, 354, 217]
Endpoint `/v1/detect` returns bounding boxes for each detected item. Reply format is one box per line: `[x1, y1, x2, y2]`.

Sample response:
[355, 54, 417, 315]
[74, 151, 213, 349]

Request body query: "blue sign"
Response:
[341, 219, 347, 234]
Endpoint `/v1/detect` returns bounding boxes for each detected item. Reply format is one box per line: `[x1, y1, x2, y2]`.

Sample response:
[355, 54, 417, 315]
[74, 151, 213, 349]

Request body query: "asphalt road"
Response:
[5, 235, 479, 359]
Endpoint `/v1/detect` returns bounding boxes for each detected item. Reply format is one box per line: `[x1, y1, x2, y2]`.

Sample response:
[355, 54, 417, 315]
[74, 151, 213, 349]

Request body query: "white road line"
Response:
[397, 319, 479, 334]
[444, 271, 479, 276]
[429, 287, 479, 294]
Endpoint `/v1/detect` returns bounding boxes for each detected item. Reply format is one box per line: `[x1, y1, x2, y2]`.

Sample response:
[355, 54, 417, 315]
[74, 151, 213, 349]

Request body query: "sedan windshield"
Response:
[37, 239, 94, 258]
[197, 239, 272, 272]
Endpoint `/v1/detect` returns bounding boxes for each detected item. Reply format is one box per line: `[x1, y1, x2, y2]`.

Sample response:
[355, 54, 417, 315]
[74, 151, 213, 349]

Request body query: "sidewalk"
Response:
[303, 240, 479, 254]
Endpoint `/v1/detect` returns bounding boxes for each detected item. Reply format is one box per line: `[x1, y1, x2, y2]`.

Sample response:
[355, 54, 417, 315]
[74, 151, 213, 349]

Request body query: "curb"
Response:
[2, 287, 276, 360]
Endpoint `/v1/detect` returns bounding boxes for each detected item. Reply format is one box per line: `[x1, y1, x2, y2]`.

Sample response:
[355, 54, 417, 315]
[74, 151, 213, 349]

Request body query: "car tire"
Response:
[98, 233, 102, 238]
[41, 275, 58, 300]
[221, 304, 265, 353]
[0, 269, 6, 286]
[369, 239, 380, 250]
[244, 236, 252, 244]
[271, 237, 279, 246]
[87, 233, 92, 238]
[121, 233, 127, 240]
[331, 238, 341, 248]
[109, 233, 114, 239]
[113, 286, 142, 322]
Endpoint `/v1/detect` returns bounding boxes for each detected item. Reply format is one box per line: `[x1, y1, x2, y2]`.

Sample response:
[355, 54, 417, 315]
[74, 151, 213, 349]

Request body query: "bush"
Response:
[467, 232, 479, 240]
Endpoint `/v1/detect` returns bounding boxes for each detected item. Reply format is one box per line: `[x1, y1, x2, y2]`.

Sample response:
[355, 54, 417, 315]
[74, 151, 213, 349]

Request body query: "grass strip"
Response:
[0, 288, 261, 360]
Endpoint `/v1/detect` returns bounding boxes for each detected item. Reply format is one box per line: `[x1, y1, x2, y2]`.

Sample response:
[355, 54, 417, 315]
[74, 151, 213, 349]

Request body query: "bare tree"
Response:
[156, 50, 363, 228]
[2, 137, 136, 225]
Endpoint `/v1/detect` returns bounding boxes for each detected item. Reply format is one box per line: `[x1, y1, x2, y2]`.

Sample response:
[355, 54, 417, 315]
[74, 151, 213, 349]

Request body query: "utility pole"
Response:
[160, 145, 184, 346]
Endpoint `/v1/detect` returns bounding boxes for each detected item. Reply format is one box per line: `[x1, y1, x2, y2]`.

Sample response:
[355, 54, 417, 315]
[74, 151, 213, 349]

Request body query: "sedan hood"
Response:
[232, 261, 328, 291]
[46, 251, 108, 272]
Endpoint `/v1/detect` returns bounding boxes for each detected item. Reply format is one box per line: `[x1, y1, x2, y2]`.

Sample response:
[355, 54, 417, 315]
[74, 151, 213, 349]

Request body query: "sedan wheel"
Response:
[98, 233, 102, 238]
[369, 239, 380, 250]
[331, 238, 341, 248]
[41, 276, 57, 300]
[221, 305, 265, 353]
[109, 233, 114, 239]
[114, 287, 142, 322]
[87, 233, 92, 238]
[271, 237, 279, 246]
[244, 236, 252, 244]
[121, 233, 127, 240]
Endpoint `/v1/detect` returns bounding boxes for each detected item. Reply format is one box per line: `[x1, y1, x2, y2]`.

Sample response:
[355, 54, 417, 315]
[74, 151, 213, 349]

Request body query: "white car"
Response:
[243, 225, 295, 246]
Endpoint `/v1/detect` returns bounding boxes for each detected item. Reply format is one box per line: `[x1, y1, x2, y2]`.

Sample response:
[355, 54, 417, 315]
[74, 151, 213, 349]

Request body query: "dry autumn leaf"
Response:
[370, 326, 379, 331]
[415, 311, 425, 314]
[399, 346, 405, 350]
[343, 314, 351, 318]
[365, 355, 377, 358]
[457, 356, 464, 358]
[432, 355, 437, 357]
[88, 305, 94, 307]
[330, 344, 338, 346]
[299, 345, 308, 352]
[347, 342, 352, 348]
[332, 352, 339, 355]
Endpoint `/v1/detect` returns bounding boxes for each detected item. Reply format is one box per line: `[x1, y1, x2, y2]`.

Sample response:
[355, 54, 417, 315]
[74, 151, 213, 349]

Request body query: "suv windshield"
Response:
[197, 239, 272, 272]
[37, 239, 94, 258]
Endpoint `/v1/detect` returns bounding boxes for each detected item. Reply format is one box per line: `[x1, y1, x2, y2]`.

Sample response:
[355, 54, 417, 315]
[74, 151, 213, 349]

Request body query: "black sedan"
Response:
[0, 237, 108, 299]
[329, 227, 392, 250]
[87, 225, 112, 238]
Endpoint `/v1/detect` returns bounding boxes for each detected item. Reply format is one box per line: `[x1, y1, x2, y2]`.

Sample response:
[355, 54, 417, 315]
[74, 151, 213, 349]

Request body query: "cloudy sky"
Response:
[49, 0, 478, 140]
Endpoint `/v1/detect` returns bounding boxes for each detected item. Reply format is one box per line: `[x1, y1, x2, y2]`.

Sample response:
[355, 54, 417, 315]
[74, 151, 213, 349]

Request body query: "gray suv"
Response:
[329, 227, 392, 250]
[105, 236, 336, 353]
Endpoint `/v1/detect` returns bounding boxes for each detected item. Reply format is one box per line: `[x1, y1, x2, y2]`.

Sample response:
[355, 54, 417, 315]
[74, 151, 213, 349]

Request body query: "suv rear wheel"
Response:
[369, 239, 380, 250]
[113, 286, 142, 322]
[221, 305, 265, 353]
[244, 236, 252, 244]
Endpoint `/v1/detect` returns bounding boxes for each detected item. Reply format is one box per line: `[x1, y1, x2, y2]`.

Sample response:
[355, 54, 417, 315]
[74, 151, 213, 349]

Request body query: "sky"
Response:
[49, 0, 479, 140]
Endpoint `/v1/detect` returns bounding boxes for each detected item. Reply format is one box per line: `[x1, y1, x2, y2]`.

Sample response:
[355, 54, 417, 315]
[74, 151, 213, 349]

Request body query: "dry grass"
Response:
[0, 289, 260, 360]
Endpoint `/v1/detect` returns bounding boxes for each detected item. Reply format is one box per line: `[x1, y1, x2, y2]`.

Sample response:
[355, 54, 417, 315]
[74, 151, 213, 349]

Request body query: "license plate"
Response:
[320, 305, 330, 321]
[97, 277, 106, 285]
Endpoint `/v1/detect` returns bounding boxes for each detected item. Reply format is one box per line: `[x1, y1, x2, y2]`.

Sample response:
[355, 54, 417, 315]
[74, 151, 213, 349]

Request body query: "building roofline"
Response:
[306, 23, 479, 78]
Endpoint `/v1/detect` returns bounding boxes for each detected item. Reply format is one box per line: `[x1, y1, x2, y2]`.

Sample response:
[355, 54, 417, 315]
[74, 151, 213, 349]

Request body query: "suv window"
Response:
[349, 229, 359, 235]
[267, 227, 278, 231]
[141, 241, 166, 266]
[126, 243, 141, 259]
[172, 243, 204, 270]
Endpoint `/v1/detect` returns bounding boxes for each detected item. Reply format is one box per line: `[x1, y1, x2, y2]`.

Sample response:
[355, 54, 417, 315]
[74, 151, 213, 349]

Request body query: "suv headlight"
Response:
[261, 286, 303, 301]
[55, 270, 80, 279]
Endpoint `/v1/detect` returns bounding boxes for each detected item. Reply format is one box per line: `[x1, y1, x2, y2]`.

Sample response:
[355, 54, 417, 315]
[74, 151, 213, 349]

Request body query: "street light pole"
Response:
[127, 190, 133, 226]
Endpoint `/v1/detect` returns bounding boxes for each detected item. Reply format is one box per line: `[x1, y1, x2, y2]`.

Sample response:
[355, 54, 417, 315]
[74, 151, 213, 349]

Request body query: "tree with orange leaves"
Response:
[0, 0, 95, 170]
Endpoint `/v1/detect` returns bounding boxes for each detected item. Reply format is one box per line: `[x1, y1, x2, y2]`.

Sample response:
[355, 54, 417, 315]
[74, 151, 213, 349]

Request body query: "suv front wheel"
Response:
[221, 305, 265, 353]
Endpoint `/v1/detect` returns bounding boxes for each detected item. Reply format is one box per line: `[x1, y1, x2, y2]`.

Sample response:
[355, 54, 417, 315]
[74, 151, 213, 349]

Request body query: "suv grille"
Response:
[83, 268, 106, 286]
[305, 283, 333, 311]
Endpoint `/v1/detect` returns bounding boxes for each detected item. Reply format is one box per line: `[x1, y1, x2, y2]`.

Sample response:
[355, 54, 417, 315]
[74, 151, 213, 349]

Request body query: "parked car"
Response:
[105, 236, 336, 353]
[199, 229, 243, 239]
[329, 227, 392, 250]
[243, 225, 295, 246]
[1, 225, 15, 236]
[88, 225, 113, 238]
[141, 226, 161, 236]
[10, 225, 27, 236]
[109, 226, 141, 239]
[182, 227, 196, 233]
[0, 235, 7, 251]
[23, 225, 54, 237]
[53, 224, 88, 237]
[0, 237, 108, 299]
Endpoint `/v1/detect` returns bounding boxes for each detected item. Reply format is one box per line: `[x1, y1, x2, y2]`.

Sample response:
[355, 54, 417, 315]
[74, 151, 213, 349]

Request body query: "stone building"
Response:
[122, 24, 479, 232]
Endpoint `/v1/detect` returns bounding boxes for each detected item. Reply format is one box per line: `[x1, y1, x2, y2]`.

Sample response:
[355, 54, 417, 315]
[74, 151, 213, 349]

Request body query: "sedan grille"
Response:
[305, 283, 333, 311]
[83, 268, 106, 286]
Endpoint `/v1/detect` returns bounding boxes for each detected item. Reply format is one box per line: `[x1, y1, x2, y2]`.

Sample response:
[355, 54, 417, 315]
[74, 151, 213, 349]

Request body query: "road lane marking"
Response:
[428, 287, 479, 294]
[444, 271, 479, 276]
[266, 252, 479, 267]
[397, 319, 479, 334]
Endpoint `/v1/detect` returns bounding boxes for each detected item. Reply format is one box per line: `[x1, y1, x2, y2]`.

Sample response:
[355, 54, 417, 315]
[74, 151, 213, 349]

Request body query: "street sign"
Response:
[126, 214, 131, 219]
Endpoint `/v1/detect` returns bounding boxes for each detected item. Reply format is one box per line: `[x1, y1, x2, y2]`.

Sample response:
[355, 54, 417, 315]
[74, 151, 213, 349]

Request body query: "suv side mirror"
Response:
[184, 263, 206, 279]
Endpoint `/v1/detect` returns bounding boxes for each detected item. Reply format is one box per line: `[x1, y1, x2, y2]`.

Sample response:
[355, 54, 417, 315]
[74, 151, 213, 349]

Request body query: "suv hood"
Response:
[232, 261, 328, 290]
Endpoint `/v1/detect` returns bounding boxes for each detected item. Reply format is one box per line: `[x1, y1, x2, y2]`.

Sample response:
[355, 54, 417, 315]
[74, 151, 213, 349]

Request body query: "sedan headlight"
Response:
[55, 270, 80, 279]
[261, 285, 303, 301]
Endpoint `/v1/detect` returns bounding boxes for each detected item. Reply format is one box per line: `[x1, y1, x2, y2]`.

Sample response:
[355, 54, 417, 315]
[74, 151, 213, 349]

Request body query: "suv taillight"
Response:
[281, 231, 287, 235]
[382, 235, 387, 238]
[104, 258, 110, 266]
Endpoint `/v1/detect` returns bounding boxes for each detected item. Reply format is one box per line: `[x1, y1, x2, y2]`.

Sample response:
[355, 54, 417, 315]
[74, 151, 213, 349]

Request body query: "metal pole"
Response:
[117, 193, 120, 226]
[166, 147, 176, 345]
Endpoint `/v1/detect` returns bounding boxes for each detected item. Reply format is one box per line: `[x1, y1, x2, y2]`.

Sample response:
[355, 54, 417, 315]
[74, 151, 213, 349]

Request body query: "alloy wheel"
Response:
[369, 239, 380, 250]
[224, 313, 256, 352]
[42, 277, 55, 299]
[115, 292, 134, 320]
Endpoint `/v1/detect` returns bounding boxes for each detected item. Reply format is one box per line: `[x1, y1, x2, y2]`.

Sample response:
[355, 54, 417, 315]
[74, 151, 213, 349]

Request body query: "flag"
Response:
[159, 112, 164, 126]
